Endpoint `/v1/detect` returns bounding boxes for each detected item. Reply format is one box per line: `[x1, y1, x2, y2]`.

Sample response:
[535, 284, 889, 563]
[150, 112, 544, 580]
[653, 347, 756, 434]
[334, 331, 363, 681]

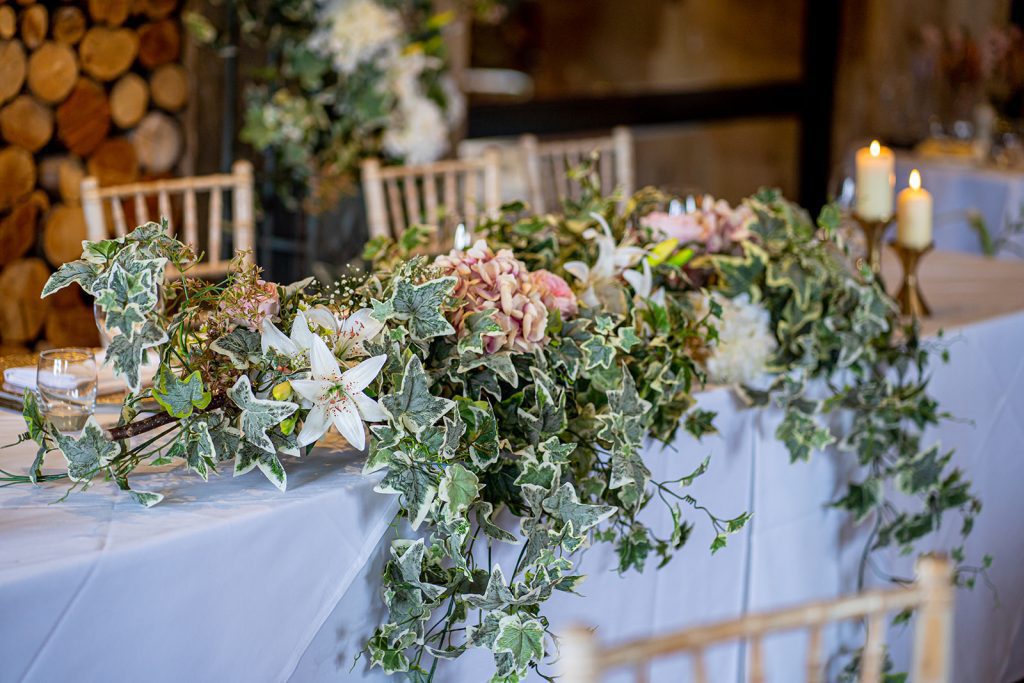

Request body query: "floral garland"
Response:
[2, 173, 985, 681]
[192, 0, 462, 208]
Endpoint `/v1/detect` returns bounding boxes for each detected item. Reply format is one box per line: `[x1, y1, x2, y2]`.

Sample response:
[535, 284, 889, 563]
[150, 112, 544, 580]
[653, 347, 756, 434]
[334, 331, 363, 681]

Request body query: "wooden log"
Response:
[139, 0, 177, 20]
[0, 190, 46, 266]
[0, 95, 52, 151]
[0, 6, 15, 40]
[149, 63, 186, 112]
[79, 26, 138, 81]
[45, 303, 100, 347]
[137, 19, 179, 69]
[27, 42, 78, 104]
[0, 257, 51, 342]
[132, 111, 180, 173]
[50, 278, 84, 309]
[87, 136, 138, 186]
[14, 0, 36, 6]
[0, 145, 34, 211]
[88, 0, 129, 27]
[53, 6, 87, 45]
[109, 72, 148, 128]
[0, 40, 26, 104]
[38, 155, 84, 204]
[43, 203, 88, 266]
[56, 78, 110, 155]
[20, 4, 46, 49]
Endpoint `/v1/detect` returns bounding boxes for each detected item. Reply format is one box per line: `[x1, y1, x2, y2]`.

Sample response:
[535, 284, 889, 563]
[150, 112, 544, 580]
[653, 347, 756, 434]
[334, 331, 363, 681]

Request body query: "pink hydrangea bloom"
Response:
[434, 240, 552, 353]
[530, 269, 578, 318]
[642, 196, 754, 252]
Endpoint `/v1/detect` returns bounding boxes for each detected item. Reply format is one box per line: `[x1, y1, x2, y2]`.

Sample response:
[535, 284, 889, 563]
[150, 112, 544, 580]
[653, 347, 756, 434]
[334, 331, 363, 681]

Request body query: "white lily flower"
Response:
[335, 308, 384, 358]
[623, 260, 666, 309]
[260, 310, 319, 356]
[564, 212, 645, 313]
[290, 335, 388, 450]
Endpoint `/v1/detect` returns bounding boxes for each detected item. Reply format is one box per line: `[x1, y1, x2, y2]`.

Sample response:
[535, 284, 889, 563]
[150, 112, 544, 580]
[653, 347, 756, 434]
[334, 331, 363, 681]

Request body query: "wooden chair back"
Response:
[360, 150, 502, 240]
[80, 161, 255, 279]
[519, 126, 635, 213]
[559, 556, 953, 683]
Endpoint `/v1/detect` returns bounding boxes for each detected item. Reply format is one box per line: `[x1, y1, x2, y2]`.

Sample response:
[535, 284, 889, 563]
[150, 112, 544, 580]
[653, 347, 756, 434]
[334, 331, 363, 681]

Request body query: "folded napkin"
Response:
[4, 350, 158, 395]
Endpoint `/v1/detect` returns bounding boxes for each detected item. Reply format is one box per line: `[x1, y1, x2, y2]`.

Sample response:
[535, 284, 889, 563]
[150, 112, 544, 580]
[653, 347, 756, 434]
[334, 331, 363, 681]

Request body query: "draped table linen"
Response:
[1, 251, 1023, 682]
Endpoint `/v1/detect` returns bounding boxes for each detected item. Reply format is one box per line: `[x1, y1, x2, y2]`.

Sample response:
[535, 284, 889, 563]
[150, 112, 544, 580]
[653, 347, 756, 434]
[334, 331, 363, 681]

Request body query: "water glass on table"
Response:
[36, 348, 98, 433]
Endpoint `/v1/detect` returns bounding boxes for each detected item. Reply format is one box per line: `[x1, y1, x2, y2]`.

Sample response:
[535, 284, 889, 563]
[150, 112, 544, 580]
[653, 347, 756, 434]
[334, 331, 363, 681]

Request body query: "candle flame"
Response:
[870, 140, 881, 156]
[909, 169, 921, 190]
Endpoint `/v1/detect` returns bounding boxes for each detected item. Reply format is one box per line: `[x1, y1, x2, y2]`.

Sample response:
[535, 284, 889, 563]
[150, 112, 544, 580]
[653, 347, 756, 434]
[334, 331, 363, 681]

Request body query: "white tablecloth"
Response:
[896, 152, 1024, 257]
[2, 252, 1023, 683]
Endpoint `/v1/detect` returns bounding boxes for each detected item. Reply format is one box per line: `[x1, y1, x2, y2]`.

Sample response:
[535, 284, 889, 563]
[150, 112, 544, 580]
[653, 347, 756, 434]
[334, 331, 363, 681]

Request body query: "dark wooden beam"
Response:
[466, 81, 804, 138]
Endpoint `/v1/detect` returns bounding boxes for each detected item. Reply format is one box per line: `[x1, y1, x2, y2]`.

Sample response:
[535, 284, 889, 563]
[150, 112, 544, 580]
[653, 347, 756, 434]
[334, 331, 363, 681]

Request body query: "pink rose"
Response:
[641, 211, 705, 243]
[530, 269, 578, 319]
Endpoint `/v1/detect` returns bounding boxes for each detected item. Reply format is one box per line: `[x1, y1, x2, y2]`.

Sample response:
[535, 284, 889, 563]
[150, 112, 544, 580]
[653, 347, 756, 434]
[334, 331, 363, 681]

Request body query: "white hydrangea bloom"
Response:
[696, 292, 777, 385]
[312, 0, 402, 75]
[381, 53, 450, 163]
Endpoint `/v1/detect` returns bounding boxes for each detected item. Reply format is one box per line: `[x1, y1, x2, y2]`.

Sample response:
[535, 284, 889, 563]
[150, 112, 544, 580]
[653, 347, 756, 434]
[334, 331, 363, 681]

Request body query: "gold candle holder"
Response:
[889, 240, 933, 318]
[850, 212, 893, 282]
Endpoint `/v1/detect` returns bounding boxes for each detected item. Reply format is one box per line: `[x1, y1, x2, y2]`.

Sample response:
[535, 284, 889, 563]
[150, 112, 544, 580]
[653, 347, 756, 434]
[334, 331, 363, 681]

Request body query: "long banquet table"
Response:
[2, 251, 1024, 682]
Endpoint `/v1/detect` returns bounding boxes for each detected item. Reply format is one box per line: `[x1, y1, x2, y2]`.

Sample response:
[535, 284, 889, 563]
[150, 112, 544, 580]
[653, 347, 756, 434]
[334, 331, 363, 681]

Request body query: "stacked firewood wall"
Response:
[0, 0, 186, 353]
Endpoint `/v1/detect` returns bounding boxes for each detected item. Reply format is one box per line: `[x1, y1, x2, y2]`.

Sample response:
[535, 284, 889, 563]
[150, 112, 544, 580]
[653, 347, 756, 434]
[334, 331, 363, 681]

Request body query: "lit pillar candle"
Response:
[855, 140, 895, 220]
[897, 169, 933, 249]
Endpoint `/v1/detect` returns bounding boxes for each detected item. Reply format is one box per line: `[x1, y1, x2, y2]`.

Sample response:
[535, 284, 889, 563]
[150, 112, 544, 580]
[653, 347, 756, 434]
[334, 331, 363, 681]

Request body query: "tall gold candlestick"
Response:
[889, 240, 933, 318]
[851, 213, 893, 282]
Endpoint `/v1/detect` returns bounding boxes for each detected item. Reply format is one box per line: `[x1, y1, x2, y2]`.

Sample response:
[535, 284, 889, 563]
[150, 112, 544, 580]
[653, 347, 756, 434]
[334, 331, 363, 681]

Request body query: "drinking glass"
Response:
[36, 348, 98, 433]
[437, 212, 474, 253]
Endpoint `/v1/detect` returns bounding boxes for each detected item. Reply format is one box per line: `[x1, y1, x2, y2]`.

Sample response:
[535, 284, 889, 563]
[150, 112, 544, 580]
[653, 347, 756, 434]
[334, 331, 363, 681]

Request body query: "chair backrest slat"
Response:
[360, 153, 502, 241]
[183, 187, 198, 252]
[519, 127, 635, 214]
[559, 557, 953, 683]
[79, 160, 255, 279]
[208, 187, 223, 266]
[692, 649, 709, 683]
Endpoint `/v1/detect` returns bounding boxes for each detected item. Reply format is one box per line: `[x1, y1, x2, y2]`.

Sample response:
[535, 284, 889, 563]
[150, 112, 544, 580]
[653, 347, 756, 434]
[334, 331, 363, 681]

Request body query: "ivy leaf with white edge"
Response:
[233, 438, 288, 491]
[41, 261, 100, 297]
[106, 320, 168, 391]
[153, 367, 212, 419]
[167, 418, 217, 480]
[382, 355, 455, 436]
[457, 310, 501, 355]
[228, 375, 298, 453]
[393, 539, 446, 602]
[55, 416, 118, 482]
[542, 483, 616, 537]
[463, 565, 517, 611]
[378, 276, 456, 340]
[438, 463, 480, 522]
[493, 614, 545, 676]
[211, 327, 263, 368]
[375, 458, 438, 530]
[114, 477, 165, 508]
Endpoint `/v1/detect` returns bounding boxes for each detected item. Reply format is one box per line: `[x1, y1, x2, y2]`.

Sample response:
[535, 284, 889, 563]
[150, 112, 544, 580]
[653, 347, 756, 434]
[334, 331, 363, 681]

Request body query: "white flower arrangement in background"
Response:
[693, 292, 777, 385]
[311, 0, 403, 75]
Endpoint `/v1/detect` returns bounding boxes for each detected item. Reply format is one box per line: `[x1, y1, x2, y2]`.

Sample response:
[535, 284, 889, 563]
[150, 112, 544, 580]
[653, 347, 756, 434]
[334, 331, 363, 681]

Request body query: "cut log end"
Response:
[133, 111, 181, 174]
[0, 145, 35, 212]
[79, 26, 138, 81]
[56, 77, 111, 156]
[88, 137, 138, 186]
[0, 95, 53, 152]
[27, 42, 79, 104]
[53, 7, 87, 45]
[137, 19, 180, 69]
[0, 40, 26, 105]
[43, 203, 89, 266]
[0, 257, 52, 343]
[110, 72, 149, 128]
[20, 4, 47, 50]
[149, 63, 187, 112]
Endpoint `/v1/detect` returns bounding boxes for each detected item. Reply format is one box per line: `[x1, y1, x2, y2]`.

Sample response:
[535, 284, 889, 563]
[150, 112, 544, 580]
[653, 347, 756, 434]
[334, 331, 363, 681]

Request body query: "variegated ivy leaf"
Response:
[233, 438, 288, 491]
[210, 327, 263, 369]
[153, 367, 212, 419]
[55, 416, 117, 482]
[209, 422, 241, 462]
[458, 352, 518, 387]
[374, 276, 456, 340]
[381, 355, 455, 436]
[609, 448, 652, 511]
[458, 399, 499, 468]
[776, 408, 834, 462]
[374, 456, 438, 530]
[581, 334, 616, 370]
[22, 392, 50, 483]
[467, 611, 504, 649]
[457, 310, 501, 355]
[615, 326, 641, 352]
[597, 366, 651, 450]
[474, 502, 518, 544]
[463, 565, 518, 611]
[438, 463, 480, 522]
[41, 261, 100, 298]
[114, 477, 165, 507]
[493, 614, 545, 677]
[518, 367, 566, 444]
[539, 436, 576, 465]
[167, 418, 217, 481]
[227, 375, 298, 453]
[542, 483, 616, 538]
[367, 624, 413, 674]
[106, 319, 168, 391]
[710, 241, 769, 300]
[392, 539, 446, 602]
